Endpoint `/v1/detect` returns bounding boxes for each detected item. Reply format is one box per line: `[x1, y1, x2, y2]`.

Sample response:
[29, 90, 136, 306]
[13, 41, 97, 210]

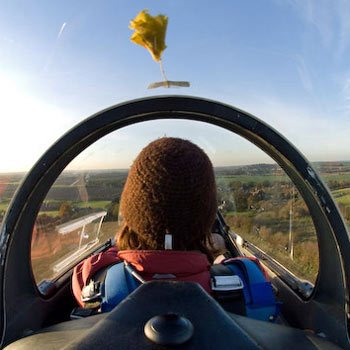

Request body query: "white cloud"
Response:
[42, 22, 68, 73]
[1, 36, 15, 44]
[238, 95, 350, 161]
[336, 0, 350, 56]
[288, 0, 333, 46]
[57, 22, 67, 40]
[295, 55, 313, 93]
[287, 0, 350, 55]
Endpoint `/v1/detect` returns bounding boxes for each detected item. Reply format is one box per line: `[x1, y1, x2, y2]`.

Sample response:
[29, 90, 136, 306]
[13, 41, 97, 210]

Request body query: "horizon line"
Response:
[1, 160, 350, 176]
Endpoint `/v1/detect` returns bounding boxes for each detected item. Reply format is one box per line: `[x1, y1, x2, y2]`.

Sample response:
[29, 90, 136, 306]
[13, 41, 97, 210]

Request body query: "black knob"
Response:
[144, 313, 194, 346]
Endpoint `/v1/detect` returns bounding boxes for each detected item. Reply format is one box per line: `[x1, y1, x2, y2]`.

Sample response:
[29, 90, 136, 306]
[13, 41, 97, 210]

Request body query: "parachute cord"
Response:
[159, 60, 169, 87]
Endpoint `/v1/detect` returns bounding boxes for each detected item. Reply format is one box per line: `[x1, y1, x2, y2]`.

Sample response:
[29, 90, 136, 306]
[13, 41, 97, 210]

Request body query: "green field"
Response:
[0, 202, 10, 211]
[39, 211, 59, 217]
[332, 188, 350, 195]
[1, 200, 111, 217]
[38, 201, 111, 217]
[335, 195, 350, 206]
[217, 174, 350, 186]
[332, 188, 350, 201]
[76, 201, 111, 209]
[323, 174, 350, 182]
[216, 175, 289, 185]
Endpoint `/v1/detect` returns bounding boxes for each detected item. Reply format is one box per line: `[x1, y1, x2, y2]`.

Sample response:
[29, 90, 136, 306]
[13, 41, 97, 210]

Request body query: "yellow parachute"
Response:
[129, 10, 190, 89]
[129, 9, 168, 63]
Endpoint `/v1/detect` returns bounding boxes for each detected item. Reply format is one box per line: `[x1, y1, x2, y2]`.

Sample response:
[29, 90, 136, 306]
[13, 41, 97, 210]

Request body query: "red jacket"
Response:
[72, 248, 211, 307]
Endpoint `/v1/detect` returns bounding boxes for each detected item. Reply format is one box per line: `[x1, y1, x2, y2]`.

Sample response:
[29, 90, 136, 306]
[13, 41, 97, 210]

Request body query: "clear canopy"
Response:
[1, 1, 350, 286]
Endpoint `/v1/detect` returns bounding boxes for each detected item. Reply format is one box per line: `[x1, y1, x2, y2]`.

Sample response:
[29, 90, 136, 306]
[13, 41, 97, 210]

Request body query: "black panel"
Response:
[5, 282, 342, 350]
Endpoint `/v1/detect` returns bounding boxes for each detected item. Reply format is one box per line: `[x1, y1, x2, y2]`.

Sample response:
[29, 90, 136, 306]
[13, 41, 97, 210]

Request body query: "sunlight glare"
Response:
[0, 71, 74, 172]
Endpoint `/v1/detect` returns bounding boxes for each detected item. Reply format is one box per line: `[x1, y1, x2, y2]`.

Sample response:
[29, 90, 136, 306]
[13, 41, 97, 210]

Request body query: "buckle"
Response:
[211, 275, 244, 292]
[81, 279, 102, 302]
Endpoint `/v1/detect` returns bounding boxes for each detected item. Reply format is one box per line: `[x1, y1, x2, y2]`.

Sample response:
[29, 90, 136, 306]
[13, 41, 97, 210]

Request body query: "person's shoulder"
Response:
[85, 246, 120, 274]
[72, 246, 121, 306]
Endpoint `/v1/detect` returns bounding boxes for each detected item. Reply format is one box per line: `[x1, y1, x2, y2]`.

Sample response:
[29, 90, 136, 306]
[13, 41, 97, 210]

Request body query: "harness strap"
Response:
[223, 258, 279, 321]
[80, 261, 140, 312]
[100, 262, 140, 312]
[224, 258, 275, 306]
[79, 256, 278, 322]
[81, 262, 119, 305]
[210, 264, 246, 315]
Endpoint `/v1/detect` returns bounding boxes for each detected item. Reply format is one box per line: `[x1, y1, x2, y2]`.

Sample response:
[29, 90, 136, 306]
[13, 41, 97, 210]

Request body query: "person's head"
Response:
[117, 137, 217, 261]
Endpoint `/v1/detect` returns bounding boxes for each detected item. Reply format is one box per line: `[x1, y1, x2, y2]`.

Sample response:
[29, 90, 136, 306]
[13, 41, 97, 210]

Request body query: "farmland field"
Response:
[216, 174, 289, 185]
[76, 201, 111, 209]
[214, 162, 350, 283]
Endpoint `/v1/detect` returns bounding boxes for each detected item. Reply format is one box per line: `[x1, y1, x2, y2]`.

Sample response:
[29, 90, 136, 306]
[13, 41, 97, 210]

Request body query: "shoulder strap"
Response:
[224, 257, 278, 321]
[100, 262, 140, 312]
[210, 264, 246, 315]
[224, 258, 274, 305]
[80, 261, 120, 305]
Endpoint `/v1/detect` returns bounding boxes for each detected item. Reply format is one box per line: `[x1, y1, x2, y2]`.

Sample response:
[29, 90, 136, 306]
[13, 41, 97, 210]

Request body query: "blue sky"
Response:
[1, 0, 350, 171]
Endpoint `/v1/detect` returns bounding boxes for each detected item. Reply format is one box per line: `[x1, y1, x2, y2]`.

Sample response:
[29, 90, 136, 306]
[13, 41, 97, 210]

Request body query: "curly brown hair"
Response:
[116, 137, 217, 262]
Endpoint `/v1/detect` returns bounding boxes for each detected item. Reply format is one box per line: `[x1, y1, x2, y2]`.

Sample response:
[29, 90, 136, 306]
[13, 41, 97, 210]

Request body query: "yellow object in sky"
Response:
[129, 10, 168, 62]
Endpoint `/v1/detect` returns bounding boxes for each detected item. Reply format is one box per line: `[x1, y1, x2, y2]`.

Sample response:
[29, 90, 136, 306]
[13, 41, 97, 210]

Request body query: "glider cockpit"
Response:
[1, 96, 349, 349]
